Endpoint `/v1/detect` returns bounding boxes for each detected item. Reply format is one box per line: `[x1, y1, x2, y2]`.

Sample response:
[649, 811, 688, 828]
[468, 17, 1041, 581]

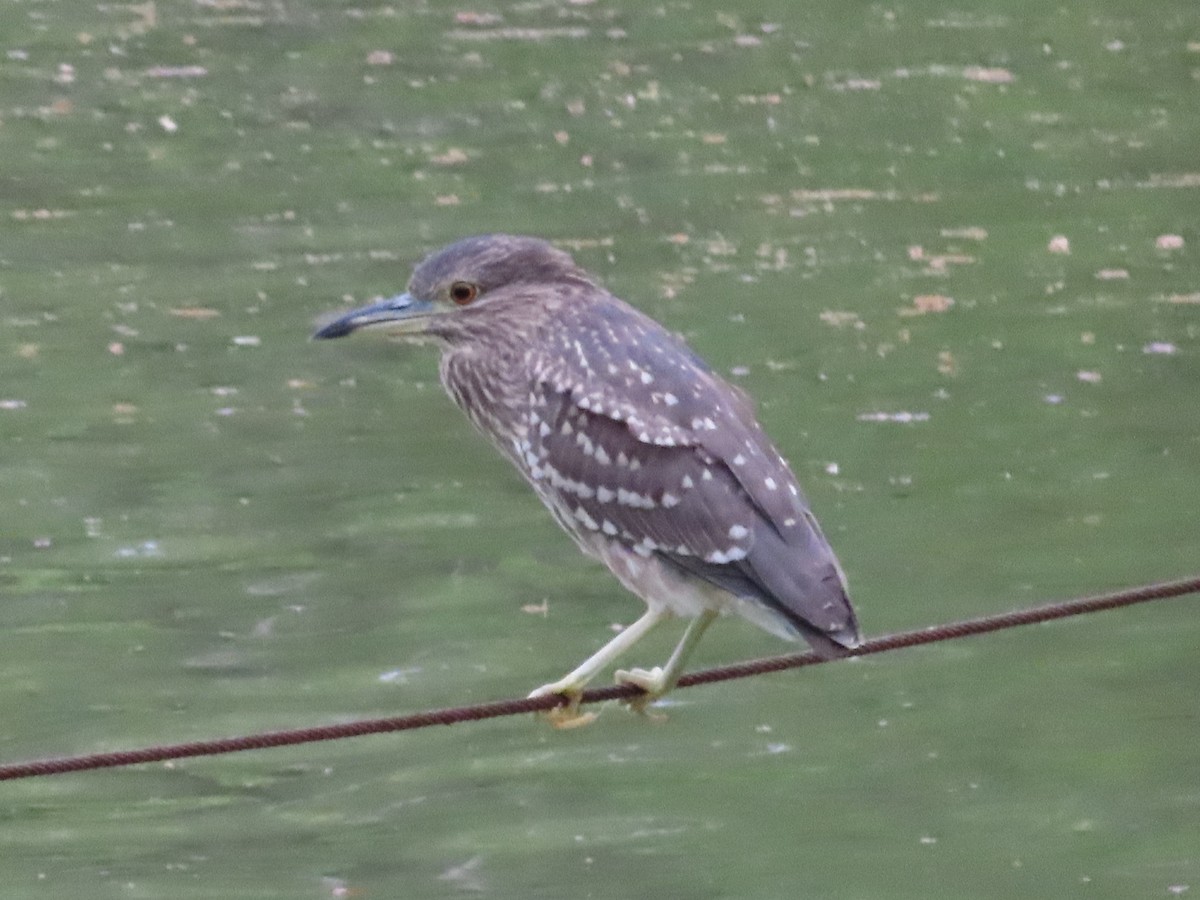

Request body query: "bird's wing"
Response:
[528, 299, 859, 649]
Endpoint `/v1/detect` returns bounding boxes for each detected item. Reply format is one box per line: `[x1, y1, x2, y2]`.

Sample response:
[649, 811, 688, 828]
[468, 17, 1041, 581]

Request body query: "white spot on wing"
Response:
[728, 524, 749, 540]
[616, 488, 656, 509]
[704, 547, 748, 564]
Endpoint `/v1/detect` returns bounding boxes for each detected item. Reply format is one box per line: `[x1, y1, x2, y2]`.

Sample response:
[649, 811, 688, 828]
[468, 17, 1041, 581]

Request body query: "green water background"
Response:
[1, 1, 1197, 897]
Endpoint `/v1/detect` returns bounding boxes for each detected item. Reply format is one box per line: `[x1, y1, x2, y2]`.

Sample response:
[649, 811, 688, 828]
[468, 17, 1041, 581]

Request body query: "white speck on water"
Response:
[1043, 394, 1065, 405]
[378, 667, 423, 684]
[824, 462, 840, 475]
[919, 835, 938, 846]
[115, 540, 162, 559]
[857, 411, 930, 423]
[232, 335, 261, 347]
[1143, 341, 1177, 355]
[438, 856, 486, 893]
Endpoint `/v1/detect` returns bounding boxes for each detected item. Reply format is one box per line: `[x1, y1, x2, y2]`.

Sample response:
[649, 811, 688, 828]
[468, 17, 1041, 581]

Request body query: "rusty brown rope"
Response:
[2, 574, 1197, 782]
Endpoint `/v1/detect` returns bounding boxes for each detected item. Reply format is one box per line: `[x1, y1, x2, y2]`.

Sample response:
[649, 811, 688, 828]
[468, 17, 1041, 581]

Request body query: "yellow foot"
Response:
[528, 683, 598, 729]
[614, 666, 671, 719]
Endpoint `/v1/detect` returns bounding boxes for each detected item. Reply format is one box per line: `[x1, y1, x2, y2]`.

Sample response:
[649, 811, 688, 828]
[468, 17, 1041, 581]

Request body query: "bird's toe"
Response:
[614, 666, 673, 718]
[528, 681, 597, 729]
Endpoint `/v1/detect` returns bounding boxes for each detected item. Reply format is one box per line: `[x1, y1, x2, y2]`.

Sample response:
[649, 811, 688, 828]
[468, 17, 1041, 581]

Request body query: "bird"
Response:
[314, 234, 861, 722]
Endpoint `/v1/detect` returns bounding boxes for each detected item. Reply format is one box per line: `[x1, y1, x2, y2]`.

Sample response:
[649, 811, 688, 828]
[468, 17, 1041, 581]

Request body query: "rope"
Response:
[1, 574, 1197, 782]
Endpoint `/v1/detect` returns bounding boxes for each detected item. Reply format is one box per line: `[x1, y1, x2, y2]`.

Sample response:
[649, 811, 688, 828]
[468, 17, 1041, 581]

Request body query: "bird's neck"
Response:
[436, 321, 538, 459]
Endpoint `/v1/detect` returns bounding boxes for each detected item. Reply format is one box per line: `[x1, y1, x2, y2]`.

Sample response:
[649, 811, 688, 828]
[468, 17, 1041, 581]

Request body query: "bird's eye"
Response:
[449, 282, 478, 306]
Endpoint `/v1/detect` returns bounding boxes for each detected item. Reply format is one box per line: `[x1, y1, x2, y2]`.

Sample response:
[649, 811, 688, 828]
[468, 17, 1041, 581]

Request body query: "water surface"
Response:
[1, 2, 1197, 897]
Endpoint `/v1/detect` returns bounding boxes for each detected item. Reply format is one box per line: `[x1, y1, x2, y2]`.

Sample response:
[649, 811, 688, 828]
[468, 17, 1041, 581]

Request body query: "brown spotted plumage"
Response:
[315, 234, 860, 717]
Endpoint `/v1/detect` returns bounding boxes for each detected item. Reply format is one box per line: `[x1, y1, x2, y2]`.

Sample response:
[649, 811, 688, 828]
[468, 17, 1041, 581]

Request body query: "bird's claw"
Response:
[528, 683, 598, 729]
[614, 666, 670, 720]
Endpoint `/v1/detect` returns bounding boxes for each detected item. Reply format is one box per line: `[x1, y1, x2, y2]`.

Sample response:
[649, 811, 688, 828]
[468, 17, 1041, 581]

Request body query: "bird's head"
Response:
[313, 234, 588, 344]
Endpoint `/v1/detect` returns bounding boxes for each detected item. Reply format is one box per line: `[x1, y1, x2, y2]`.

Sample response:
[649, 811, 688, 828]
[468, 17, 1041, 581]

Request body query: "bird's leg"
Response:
[615, 609, 719, 714]
[529, 607, 670, 728]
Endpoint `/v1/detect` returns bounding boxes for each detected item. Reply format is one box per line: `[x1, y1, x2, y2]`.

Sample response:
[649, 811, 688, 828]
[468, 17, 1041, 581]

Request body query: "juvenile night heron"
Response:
[314, 235, 860, 720]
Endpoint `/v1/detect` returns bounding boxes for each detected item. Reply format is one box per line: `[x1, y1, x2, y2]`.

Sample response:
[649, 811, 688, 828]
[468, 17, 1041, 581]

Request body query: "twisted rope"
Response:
[2, 574, 1197, 782]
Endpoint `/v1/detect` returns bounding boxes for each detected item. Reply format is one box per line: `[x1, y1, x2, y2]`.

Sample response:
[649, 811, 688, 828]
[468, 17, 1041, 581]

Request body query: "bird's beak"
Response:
[312, 293, 437, 340]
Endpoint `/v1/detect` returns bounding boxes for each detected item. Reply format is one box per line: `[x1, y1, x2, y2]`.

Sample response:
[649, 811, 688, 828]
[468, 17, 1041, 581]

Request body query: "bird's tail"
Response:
[745, 519, 862, 659]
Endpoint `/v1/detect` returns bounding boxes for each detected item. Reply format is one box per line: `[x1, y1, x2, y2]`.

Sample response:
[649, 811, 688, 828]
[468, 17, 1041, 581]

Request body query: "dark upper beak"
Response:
[312, 293, 436, 340]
